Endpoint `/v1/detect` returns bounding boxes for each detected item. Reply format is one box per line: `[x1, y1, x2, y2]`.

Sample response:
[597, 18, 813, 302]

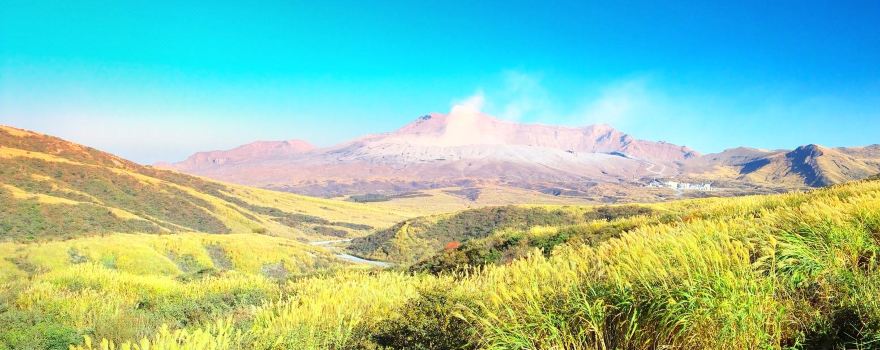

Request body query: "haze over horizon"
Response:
[2, 0, 879, 164]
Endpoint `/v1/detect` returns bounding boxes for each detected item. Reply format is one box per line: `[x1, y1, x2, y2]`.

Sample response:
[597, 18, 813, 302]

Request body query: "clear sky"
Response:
[1, 0, 879, 164]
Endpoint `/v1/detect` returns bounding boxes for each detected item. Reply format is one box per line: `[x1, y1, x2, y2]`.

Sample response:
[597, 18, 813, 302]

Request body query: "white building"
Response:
[647, 180, 712, 191]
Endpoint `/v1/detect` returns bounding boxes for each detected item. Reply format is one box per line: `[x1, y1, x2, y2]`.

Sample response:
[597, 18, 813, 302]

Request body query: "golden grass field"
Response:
[1, 177, 878, 349]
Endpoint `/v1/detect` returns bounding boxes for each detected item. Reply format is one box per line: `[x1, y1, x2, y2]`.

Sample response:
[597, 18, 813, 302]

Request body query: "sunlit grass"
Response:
[4, 179, 880, 349]
[0, 232, 342, 281]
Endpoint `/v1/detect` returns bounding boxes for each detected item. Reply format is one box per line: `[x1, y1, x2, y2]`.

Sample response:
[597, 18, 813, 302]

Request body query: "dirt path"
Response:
[643, 162, 685, 197]
[645, 162, 666, 176]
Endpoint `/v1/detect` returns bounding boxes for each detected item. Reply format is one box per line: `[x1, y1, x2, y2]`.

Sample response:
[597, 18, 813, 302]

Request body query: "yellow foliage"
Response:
[3, 179, 880, 349]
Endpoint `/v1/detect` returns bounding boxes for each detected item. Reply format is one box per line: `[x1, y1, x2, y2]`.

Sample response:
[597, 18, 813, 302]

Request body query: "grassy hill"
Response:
[0, 125, 420, 349]
[407, 205, 657, 273]
[0, 232, 346, 282]
[0, 125, 412, 241]
[2, 176, 877, 349]
[347, 204, 653, 265]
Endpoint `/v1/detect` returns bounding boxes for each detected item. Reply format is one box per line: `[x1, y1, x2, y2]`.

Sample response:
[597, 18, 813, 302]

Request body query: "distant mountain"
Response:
[163, 139, 314, 171]
[0, 125, 404, 241]
[387, 113, 698, 162]
[685, 144, 880, 188]
[165, 112, 698, 198]
[164, 111, 879, 201]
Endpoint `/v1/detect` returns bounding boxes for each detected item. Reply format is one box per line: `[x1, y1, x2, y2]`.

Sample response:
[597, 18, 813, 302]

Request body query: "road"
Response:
[310, 239, 352, 246]
[644, 162, 684, 197]
[645, 162, 666, 176]
[309, 239, 393, 268]
[333, 253, 393, 267]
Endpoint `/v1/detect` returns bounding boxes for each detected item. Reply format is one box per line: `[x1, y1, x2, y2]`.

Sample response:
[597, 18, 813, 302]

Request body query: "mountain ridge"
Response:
[162, 113, 701, 199]
[161, 113, 880, 200]
[684, 143, 880, 188]
[166, 139, 314, 171]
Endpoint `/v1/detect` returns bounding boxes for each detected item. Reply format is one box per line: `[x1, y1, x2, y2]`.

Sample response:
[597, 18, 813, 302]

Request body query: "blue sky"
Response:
[1, 0, 879, 163]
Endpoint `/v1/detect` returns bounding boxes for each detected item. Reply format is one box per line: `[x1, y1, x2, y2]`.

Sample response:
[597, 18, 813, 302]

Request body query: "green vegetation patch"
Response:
[0, 157, 230, 240]
[349, 204, 655, 266]
[204, 244, 233, 271]
[0, 190, 162, 241]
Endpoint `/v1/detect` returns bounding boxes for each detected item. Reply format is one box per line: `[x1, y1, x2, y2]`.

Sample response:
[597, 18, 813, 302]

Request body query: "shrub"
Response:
[373, 287, 476, 349]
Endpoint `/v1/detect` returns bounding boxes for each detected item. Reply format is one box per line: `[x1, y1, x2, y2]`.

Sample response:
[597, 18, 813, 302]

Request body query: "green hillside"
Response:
[347, 204, 654, 266]
[0, 125, 411, 241]
[0, 125, 414, 349]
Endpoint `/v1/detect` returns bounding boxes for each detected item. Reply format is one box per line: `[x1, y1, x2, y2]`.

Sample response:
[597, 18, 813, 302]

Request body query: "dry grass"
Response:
[5, 179, 880, 349]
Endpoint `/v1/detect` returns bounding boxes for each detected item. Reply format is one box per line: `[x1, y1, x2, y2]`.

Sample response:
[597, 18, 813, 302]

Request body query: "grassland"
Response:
[0, 124, 428, 348]
[2, 176, 879, 349]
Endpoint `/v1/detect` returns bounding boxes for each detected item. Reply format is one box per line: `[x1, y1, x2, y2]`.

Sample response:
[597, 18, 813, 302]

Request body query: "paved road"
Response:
[309, 239, 352, 246]
[334, 253, 393, 268]
[309, 239, 393, 268]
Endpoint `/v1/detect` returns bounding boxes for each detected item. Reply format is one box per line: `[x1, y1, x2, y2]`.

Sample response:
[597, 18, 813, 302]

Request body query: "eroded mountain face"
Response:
[163, 112, 880, 201]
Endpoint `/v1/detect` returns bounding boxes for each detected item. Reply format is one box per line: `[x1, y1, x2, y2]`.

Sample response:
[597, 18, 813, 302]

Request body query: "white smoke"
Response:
[449, 90, 485, 116]
[438, 90, 503, 146]
[499, 70, 551, 121]
[579, 78, 651, 127]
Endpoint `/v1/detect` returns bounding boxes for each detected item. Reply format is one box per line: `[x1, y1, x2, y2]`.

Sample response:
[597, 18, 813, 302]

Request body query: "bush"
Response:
[584, 205, 653, 221]
[0, 311, 80, 350]
[373, 288, 476, 349]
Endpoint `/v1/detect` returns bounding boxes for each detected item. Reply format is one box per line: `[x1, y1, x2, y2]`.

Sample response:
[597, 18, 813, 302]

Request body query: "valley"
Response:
[1, 124, 879, 349]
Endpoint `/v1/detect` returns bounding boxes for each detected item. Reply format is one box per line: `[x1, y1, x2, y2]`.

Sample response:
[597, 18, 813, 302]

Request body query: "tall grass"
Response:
[5, 179, 880, 349]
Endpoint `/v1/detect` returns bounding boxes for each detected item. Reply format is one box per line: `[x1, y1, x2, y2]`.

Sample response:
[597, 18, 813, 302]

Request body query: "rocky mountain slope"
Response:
[684, 144, 880, 187]
[162, 139, 314, 171]
[164, 110, 880, 201]
[164, 112, 699, 199]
